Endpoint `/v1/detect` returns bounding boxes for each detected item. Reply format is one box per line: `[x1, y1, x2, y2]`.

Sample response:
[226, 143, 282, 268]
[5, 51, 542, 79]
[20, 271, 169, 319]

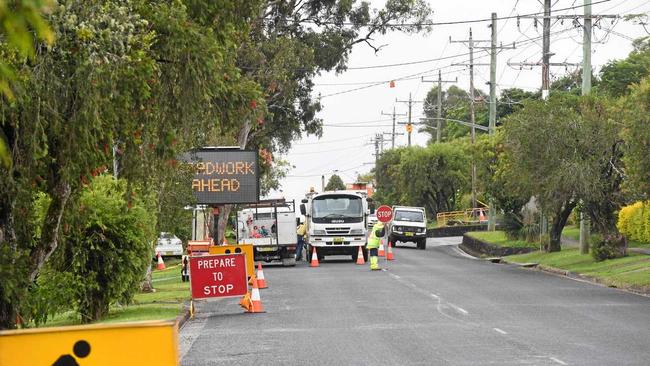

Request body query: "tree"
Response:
[0, 0, 55, 169]
[325, 174, 346, 191]
[374, 143, 470, 217]
[50, 176, 155, 323]
[620, 77, 650, 198]
[421, 85, 488, 143]
[215, 0, 434, 243]
[500, 94, 624, 251]
[598, 37, 650, 97]
[0, 0, 262, 329]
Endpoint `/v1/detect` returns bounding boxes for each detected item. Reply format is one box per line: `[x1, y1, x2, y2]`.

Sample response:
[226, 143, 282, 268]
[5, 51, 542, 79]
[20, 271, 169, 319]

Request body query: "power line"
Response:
[318, 27, 577, 99]
[270, 0, 613, 27]
[293, 133, 375, 146]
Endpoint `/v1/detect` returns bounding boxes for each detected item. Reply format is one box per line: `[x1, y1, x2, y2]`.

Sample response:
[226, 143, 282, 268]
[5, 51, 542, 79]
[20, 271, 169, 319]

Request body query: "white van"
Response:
[388, 206, 428, 250]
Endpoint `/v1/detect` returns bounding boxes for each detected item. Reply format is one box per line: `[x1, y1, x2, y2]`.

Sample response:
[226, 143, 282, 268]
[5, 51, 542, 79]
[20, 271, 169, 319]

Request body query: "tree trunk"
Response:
[548, 200, 577, 252]
[216, 119, 252, 245]
[28, 179, 71, 282]
[140, 263, 154, 293]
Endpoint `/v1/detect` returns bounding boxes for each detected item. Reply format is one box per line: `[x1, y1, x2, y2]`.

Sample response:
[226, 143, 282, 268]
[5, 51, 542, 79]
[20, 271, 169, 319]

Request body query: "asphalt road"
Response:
[179, 237, 650, 366]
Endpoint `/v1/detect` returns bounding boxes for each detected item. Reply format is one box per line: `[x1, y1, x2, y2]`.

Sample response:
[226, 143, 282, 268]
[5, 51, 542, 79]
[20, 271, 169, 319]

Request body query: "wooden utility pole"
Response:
[381, 107, 407, 148]
[580, 0, 593, 254]
[396, 93, 424, 147]
[421, 71, 456, 143]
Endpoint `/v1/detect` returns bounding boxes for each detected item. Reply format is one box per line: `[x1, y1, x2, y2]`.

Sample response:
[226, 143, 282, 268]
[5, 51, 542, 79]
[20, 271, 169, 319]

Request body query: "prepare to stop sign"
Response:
[376, 205, 393, 223]
[190, 253, 248, 299]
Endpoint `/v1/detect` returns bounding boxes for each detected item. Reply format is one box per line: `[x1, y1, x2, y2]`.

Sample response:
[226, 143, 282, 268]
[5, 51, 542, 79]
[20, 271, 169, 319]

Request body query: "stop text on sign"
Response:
[190, 253, 248, 299]
[376, 205, 393, 223]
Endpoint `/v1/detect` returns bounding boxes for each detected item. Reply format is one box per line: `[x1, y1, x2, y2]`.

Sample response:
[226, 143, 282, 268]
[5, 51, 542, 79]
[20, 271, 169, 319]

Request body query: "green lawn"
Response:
[562, 225, 580, 241]
[466, 231, 538, 249]
[43, 259, 190, 327]
[507, 249, 650, 290]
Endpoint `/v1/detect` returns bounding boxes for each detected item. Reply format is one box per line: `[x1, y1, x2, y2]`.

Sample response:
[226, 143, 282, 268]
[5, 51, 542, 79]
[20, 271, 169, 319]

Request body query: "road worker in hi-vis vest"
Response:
[367, 221, 385, 270]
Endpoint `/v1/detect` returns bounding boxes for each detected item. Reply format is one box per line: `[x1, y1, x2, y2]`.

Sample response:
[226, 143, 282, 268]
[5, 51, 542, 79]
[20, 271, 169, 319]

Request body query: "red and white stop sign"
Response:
[376, 205, 393, 223]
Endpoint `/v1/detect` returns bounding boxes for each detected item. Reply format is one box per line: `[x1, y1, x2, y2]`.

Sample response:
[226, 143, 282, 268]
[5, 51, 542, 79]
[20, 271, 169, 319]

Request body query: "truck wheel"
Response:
[351, 249, 358, 262]
[417, 238, 427, 250]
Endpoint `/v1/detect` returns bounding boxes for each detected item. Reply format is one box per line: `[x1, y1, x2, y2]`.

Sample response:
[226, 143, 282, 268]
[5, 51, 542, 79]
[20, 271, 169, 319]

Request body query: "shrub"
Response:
[38, 175, 157, 323]
[617, 201, 650, 243]
[591, 233, 627, 261]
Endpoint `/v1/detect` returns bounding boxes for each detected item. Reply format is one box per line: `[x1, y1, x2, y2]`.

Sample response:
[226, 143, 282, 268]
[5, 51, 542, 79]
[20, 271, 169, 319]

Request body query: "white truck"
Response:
[237, 199, 298, 267]
[387, 206, 428, 250]
[300, 190, 374, 262]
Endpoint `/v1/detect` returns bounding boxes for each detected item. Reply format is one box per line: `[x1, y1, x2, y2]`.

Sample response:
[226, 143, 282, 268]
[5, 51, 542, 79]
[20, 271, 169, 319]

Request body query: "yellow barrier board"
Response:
[208, 244, 254, 278]
[0, 320, 178, 366]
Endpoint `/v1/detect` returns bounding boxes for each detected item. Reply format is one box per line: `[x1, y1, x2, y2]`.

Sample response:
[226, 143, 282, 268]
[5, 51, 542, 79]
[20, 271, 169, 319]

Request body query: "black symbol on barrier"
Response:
[235, 248, 242, 253]
[52, 340, 91, 366]
[225, 249, 231, 254]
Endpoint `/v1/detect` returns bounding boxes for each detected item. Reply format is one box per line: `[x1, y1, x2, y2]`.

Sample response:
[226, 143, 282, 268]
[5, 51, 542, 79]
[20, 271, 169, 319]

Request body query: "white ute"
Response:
[388, 206, 428, 250]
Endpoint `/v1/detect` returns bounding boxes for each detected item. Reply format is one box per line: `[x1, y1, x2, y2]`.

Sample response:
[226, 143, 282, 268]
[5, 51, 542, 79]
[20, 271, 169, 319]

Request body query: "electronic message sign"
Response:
[183, 148, 259, 204]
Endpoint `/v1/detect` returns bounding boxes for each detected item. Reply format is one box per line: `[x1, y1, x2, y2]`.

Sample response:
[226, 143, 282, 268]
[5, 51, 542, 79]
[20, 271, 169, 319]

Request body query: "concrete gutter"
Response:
[175, 301, 192, 330]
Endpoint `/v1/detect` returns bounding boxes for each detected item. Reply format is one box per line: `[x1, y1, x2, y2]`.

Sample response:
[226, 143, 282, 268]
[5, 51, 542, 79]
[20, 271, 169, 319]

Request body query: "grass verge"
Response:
[562, 225, 580, 241]
[466, 231, 537, 249]
[45, 258, 190, 326]
[507, 248, 650, 291]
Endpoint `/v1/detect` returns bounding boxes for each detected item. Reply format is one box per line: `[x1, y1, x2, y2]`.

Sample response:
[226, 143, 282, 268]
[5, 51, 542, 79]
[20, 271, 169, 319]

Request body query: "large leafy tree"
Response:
[620, 77, 650, 198]
[0, 0, 262, 329]
[598, 37, 650, 97]
[215, 0, 434, 241]
[374, 143, 469, 217]
[500, 94, 623, 251]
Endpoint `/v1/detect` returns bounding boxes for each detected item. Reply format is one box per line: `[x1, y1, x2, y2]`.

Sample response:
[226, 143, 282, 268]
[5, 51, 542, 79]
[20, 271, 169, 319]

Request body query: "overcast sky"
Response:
[267, 0, 650, 205]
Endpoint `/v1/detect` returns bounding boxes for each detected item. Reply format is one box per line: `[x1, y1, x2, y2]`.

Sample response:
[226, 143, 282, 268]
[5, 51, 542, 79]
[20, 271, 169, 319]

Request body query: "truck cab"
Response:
[388, 206, 428, 250]
[237, 199, 297, 266]
[300, 191, 372, 262]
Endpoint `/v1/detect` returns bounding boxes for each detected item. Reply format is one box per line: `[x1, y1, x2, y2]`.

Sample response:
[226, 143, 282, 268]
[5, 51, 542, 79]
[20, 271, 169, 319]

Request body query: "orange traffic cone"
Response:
[249, 276, 265, 313]
[156, 252, 166, 270]
[256, 263, 267, 289]
[310, 247, 319, 267]
[387, 242, 394, 261]
[378, 240, 385, 257]
[356, 246, 365, 265]
[479, 209, 486, 222]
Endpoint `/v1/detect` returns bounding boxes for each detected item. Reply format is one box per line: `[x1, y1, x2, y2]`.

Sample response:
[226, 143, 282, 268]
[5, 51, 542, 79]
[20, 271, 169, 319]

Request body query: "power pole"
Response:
[580, 0, 592, 254]
[511, 7, 616, 98]
[396, 93, 423, 147]
[451, 28, 489, 210]
[542, 0, 551, 99]
[421, 71, 456, 143]
[381, 107, 407, 148]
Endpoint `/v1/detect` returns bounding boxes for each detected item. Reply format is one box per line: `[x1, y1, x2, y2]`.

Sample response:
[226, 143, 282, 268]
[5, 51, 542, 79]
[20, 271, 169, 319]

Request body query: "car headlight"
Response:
[392, 226, 400, 232]
[419, 227, 426, 233]
[313, 229, 326, 235]
[350, 229, 363, 235]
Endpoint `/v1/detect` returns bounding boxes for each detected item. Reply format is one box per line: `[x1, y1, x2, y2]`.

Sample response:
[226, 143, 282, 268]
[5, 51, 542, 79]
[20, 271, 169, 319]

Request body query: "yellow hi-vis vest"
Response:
[367, 222, 385, 249]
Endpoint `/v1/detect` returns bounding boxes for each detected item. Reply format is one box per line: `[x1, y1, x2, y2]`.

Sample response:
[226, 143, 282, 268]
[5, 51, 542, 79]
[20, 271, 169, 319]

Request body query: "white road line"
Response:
[429, 293, 440, 299]
[493, 328, 507, 335]
[447, 303, 469, 315]
[550, 357, 568, 365]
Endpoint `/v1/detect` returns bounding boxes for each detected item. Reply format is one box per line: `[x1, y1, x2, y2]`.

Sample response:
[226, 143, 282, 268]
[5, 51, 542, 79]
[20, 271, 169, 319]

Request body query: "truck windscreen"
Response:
[312, 195, 363, 222]
[394, 211, 424, 222]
